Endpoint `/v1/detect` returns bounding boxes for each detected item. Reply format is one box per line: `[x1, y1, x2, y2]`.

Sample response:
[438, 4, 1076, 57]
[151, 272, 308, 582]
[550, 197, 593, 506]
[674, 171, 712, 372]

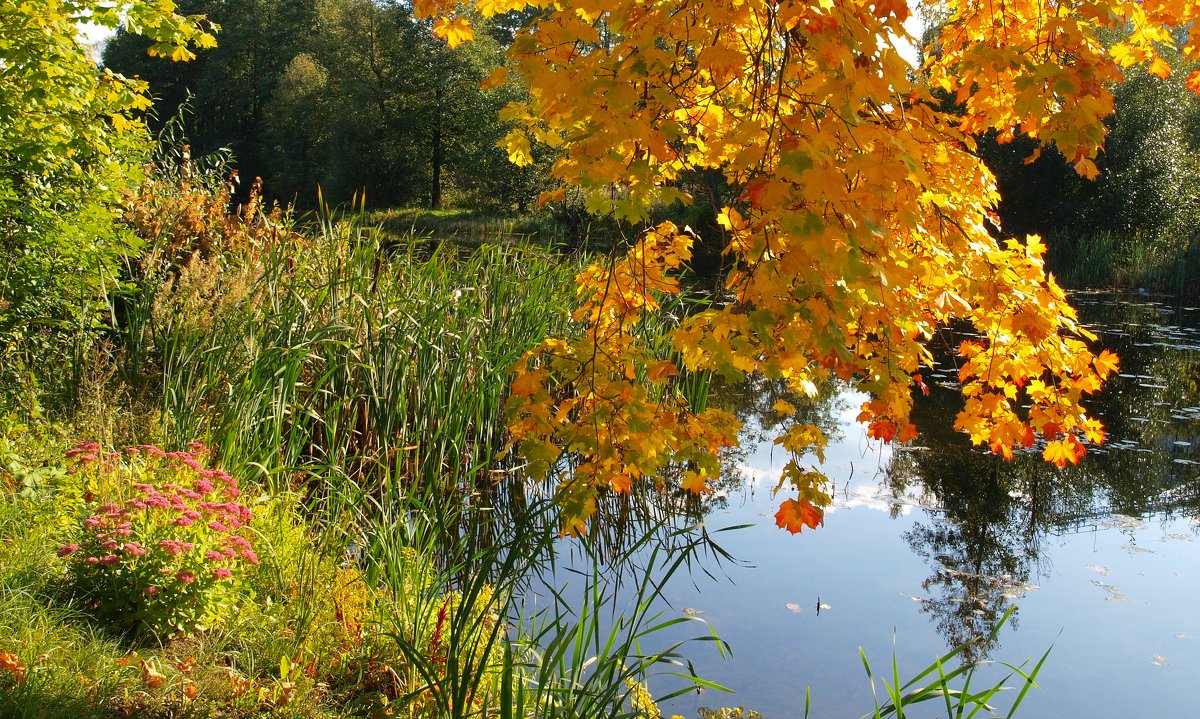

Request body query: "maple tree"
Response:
[1, 1, 215, 403]
[413, 0, 1200, 533]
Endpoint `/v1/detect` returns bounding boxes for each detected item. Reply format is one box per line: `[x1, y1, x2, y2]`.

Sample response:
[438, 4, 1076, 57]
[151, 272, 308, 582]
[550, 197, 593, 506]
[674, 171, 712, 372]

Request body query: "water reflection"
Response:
[860, 292, 1200, 656]
[486, 292, 1200, 718]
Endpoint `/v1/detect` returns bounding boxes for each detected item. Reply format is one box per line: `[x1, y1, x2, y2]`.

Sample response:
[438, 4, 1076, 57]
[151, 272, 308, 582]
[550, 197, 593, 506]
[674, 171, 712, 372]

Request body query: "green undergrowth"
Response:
[1047, 228, 1200, 296]
[0, 420, 735, 719]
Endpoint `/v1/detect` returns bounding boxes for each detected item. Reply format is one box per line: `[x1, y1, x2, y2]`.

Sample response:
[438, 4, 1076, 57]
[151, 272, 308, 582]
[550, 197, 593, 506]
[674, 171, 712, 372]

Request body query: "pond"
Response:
[628, 291, 1200, 718]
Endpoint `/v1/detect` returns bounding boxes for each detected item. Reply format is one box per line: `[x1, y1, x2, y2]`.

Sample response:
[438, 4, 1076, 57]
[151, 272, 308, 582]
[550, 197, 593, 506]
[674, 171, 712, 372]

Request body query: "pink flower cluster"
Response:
[60, 442, 257, 597]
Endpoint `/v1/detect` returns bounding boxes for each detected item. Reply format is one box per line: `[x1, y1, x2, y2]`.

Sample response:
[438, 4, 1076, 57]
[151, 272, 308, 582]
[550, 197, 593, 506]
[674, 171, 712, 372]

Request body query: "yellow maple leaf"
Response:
[499, 129, 533, 167]
[1093, 349, 1119, 378]
[432, 16, 474, 49]
[773, 399, 797, 416]
[1043, 436, 1085, 468]
[681, 470, 709, 494]
[480, 66, 509, 90]
[1149, 57, 1172, 79]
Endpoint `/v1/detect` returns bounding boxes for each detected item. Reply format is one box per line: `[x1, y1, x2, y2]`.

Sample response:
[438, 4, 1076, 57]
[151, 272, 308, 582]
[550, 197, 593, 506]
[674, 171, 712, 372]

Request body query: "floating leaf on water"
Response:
[784, 603, 803, 614]
[1124, 545, 1156, 555]
[682, 607, 704, 616]
[1151, 654, 1169, 667]
[909, 595, 926, 602]
[1100, 514, 1145, 531]
[1175, 633, 1189, 639]
[1087, 563, 1110, 576]
[1161, 533, 1193, 542]
[1090, 579, 1127, 601]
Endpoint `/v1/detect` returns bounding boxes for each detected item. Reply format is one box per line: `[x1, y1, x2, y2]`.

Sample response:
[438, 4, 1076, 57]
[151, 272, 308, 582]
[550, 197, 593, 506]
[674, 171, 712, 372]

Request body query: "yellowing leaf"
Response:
[511, 370, 542, 396]
[1149, 57, 1172, 79]
[1073, 156, 1101, 180]
[432, 16, 474, 49]
[1043, 436, 1086, 468]
[481, 66, 509, 90]
[682, 470, 709, 494]
[773, 399, 797, 416]
[1093, 349, 1119, 378]
[500, 129, 533, 166]
[647, 360, 677, 381]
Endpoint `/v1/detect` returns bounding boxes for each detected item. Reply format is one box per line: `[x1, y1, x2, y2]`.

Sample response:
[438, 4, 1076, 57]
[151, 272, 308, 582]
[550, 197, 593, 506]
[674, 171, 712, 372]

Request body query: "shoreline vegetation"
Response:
[0, 157, 1048, 718]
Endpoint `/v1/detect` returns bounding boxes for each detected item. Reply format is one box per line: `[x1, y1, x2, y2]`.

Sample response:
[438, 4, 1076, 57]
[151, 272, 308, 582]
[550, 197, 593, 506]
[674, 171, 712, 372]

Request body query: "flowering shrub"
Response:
[59, 441, 257, 637]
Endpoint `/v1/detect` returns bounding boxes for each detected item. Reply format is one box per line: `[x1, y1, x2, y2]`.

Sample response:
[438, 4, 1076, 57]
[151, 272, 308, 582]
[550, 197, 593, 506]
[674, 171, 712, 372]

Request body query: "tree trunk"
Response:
[431, 84, 443, 209]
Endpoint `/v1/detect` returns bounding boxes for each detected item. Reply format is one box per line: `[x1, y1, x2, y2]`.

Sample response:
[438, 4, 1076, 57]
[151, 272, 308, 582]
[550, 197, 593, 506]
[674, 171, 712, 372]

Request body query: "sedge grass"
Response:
[140, 208, 582, 499]
[856, 606, 1050, 719]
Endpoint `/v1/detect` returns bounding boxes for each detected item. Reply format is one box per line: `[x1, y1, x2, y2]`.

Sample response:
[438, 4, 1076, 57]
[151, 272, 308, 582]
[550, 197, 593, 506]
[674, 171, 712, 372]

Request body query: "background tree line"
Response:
[103, 0, 544, 211]
[968, 37, 1200, 291]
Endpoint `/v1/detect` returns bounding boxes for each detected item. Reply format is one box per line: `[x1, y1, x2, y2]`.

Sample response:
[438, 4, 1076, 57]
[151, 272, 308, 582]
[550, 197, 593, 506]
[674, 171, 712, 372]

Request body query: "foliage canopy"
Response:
[0, 1, 215, 410]
[414, 0, 1200, 532]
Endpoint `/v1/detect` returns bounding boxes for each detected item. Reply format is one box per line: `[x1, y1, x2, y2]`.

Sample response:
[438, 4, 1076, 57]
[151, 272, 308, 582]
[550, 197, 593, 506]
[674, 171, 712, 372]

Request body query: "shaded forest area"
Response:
[103, 0, 545, 211]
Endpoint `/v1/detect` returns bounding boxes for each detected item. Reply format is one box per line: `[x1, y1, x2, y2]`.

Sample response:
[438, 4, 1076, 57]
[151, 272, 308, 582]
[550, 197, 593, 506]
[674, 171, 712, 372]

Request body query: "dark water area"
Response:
[631, 291, 1200, 718]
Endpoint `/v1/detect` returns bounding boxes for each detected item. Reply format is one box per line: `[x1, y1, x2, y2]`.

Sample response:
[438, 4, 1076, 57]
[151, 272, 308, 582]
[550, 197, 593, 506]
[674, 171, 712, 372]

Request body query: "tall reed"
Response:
[144, 208, 581, 501]
[357, 474, 734, 719]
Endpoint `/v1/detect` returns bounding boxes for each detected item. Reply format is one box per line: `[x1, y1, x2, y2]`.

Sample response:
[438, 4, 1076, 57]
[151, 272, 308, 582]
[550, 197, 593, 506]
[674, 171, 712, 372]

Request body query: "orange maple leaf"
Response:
[1093, 349, 1119, 379]
[0, 651, 26, 683]
[140, 659, 166, 688]
[510, 370, 542, 397]
[1043, 436, 1086, 468]
[1188, 71, 1200, 95]
[774, 498, 824, 534]
[867, 419, 897, 442]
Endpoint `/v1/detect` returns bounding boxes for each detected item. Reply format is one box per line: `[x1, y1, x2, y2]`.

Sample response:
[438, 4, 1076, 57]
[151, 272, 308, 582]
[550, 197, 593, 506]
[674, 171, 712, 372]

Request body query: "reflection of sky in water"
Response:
[724, 391, 921, 516]
[655, 370, 1200, 719]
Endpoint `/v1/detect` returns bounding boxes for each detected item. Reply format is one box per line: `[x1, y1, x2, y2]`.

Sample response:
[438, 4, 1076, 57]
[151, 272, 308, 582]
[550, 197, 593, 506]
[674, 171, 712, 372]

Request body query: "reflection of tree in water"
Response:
[707, 373, 844, 497]
[888, 293, 1200, 657]
[890, 448, 1037, 661]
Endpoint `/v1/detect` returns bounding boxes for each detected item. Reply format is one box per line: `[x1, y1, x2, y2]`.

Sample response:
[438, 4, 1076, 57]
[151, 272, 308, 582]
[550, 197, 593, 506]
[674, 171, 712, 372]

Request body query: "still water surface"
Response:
[647, 292, 1200, 718]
